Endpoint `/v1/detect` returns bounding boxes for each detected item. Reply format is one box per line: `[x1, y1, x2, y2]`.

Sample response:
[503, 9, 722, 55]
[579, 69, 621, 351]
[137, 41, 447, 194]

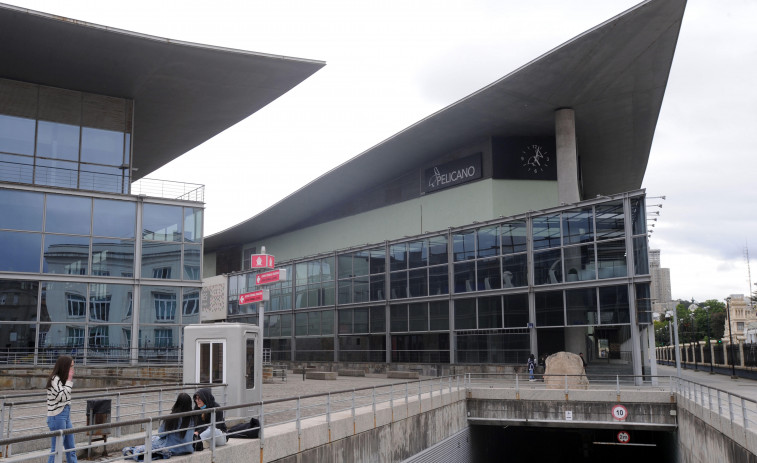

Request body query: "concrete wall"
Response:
[677, 395, 757, 463]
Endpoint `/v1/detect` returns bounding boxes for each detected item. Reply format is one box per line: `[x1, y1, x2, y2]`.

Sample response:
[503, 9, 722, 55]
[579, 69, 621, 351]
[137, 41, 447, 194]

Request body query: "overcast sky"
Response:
[9, 0, 757, 303]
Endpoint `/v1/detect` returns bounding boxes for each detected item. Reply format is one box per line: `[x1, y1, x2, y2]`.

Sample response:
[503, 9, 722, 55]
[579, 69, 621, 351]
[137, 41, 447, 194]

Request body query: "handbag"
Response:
[192, 433, 204, 452]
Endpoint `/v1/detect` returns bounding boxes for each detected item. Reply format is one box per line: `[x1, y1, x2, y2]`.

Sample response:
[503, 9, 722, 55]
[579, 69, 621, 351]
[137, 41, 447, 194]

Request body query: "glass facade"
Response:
[0, 186, 203, 365]
[227, 193, 652, 366]
[0, 79, 133, 194]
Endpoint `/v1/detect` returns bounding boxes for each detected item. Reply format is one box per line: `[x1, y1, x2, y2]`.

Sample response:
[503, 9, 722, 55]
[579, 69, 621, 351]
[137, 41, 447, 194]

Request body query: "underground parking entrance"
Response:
[469, 425, 677, 463]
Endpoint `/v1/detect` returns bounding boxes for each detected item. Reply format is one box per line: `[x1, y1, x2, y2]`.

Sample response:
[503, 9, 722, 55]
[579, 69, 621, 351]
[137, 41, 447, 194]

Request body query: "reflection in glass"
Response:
[0, 114, 36, 155]
[597, 240, 627, 279]
[0, 153, 34, 184]
[631, 197, 646, 236]
[142, 204, 183, 241]
[141, 242, 181, 279]
[337, 254, 352, 279]
[390, 272, 407, 299]
[633, 236, 649, 276]
[338, 309, 353, 334]
[477, 226, 499, 258]
[321, 310, 334, 336]
[92, 239, 134, 277]
[79, 164, 124, 194]
[35, 158, 78, 189]
[408, 269, 427, 297]
[0, 231, 41, 272]
[0, 189, 43, 231]
[453, 231, 475, 261]
[562, 208, 594, 245]
[45, 194, 91, 235]
[408, 240, 427, 268]
[80, 127, 124, 166]
[389, 243, 407, 271]
[370, 275, 384, 301]
[38, 323, 87, 355]
[502, 254, 527, 288]
[369, 248, 385, 274]
[500, 221, 527, 254]
[533, 249, 562, 285]
[139, 286, 179, 324]
[429, 301, 449, 331]
[428, 236, 448, 265]
[354, 251, 369, 276]
[183, 208, 203, 242]
[532, 214, 561, 250]
[0, 323, 37, 359]
[182, 287, 200, 324]
[370, 306, 386, 333]
[477, 258, 500, 291]
[43, 234, 89, 275]
[308, 311, 321, 335]
[36, 121, 80, 161]
[89, 283, 129, 323]
[595, 202, 625, 240]
[563, 244, 595, 282]
[93, 199, 136, 238]
[40, 281, 88, 324]
[0, 280, 39, 322]
[453, 261, 475, 293]
[184, 244, 201, 280]
[429, 266, 448, 295]
[478, 296, 502, 329]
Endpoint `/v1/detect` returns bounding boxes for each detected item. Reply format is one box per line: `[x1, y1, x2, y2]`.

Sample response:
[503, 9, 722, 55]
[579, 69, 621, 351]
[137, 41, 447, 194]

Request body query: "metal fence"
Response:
[673, 376, 756, 433]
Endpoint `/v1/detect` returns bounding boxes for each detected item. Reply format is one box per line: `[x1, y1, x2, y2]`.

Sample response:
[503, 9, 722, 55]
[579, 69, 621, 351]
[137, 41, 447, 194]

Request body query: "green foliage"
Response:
[658, 299, 726, 344]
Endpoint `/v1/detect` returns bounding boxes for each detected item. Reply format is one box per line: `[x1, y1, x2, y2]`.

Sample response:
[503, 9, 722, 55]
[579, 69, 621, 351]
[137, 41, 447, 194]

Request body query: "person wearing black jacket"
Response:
[193, 388, 228, 447]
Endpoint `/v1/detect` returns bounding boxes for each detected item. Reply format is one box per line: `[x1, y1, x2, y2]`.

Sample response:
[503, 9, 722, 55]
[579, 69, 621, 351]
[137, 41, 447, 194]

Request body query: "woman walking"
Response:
[122, 393, 195, 460]
[46, 355, 77, 463]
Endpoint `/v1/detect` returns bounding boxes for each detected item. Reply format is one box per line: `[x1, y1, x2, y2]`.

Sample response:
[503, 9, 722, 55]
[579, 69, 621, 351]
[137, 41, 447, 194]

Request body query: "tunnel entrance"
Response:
[470, 425, 676, 463]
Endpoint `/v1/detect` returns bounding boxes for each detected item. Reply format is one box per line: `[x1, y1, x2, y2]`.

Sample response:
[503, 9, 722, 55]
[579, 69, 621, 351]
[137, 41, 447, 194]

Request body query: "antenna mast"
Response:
[746, 243, 753, 306]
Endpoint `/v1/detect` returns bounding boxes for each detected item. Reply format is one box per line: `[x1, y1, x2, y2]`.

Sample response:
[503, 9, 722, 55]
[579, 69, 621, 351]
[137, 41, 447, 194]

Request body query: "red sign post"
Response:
[255, 269, 288, 286]
[239, 289, 270, 305]
[250, 254, 275, 270]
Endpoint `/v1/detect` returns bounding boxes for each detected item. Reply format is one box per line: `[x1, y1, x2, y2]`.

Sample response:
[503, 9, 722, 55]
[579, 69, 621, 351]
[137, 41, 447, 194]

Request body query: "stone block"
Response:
[544, 351, 589, 390]
[305, 371, 337, 380]
[387, 370, 419, 379]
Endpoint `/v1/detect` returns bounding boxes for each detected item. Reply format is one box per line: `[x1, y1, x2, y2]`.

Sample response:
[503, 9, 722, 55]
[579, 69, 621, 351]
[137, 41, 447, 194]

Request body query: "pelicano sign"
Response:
[422, 153, 482, 193]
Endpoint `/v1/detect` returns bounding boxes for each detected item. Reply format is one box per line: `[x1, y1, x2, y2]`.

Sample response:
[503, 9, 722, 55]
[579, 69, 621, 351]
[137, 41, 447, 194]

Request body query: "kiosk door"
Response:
[196, 340, 226, 384]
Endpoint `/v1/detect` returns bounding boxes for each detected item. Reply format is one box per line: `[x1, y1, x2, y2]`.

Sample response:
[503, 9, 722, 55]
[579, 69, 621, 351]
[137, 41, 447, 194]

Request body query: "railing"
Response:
[0, 376, 462, 462]
[463, 373, 672, 392]
[0, 383, 226, 457]
[673, 376, 756, 433]
[131, 177, 204, 202]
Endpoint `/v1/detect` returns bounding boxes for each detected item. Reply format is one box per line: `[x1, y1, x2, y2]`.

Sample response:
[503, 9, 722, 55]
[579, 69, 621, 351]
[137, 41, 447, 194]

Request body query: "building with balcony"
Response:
[0, 3, 323, 365]
[203, 0, 687, 377]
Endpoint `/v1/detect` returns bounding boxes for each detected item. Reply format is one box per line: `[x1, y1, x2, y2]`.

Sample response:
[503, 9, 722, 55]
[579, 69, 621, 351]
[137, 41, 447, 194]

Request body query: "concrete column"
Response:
[646, 326, 658, 383]
[555, 108, 580, 204]
[739, 341, 745, 367]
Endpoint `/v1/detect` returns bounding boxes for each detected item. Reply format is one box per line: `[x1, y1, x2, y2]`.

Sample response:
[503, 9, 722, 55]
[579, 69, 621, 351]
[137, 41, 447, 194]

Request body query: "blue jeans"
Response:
[47, 405, 77, 463]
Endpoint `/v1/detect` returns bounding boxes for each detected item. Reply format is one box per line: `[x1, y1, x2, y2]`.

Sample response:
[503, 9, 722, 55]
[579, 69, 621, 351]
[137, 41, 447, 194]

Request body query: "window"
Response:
[66, 293, 86, 317]
[155, 329, 174, 348]
[153, 292, 176, 321]
[197, 340, 225, 383]
[183, 291, 199, 315]
[89, 325, 109, 348]
[152, 267, 172, 279]
[89, 295, 111, 322]
[67, 327, 85, 347]
[737, 322, 745, 331]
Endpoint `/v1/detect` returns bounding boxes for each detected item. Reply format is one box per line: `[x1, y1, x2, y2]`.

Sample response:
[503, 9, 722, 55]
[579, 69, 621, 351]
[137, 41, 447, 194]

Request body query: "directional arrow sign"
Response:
[255, 269, 288, 286]
[250, 254, 275, 270]
[239, 289, 269, 305]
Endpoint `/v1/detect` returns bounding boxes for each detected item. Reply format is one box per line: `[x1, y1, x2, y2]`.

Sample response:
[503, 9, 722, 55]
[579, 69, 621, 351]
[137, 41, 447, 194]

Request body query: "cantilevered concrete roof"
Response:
[0, 3, 325, 180]
[206, 0, 686, 252]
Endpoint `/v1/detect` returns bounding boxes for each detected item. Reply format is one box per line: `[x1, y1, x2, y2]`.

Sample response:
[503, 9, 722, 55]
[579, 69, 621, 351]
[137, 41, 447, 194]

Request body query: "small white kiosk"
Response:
[183, 322, 263, 418]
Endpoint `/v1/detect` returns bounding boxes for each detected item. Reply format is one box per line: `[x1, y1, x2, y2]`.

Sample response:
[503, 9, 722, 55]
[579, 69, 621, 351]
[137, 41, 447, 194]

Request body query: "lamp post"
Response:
[671, 308, 681, 377]
[725, 297, 737, 378]
[705, 306, 714, 374]
[690, 312, 698, 371]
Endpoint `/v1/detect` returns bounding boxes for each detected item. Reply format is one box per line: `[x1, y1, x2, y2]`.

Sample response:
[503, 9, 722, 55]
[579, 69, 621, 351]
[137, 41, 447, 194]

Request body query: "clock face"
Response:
[520, 144, 550, 174]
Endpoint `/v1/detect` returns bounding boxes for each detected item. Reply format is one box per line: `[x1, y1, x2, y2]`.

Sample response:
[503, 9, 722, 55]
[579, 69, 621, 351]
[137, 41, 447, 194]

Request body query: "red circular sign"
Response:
[611, 404, 628, 421]
[617, 431, 630, 443]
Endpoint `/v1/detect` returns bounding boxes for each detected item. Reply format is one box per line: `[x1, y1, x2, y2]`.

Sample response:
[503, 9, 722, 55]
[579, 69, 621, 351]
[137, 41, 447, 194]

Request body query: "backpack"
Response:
[228, 418, 260, 439]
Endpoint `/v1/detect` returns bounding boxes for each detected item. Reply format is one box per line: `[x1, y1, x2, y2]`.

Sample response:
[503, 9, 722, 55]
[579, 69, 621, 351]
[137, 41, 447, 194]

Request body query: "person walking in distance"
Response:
[527, 354, 536, 381]
[46, 355, 77, 463]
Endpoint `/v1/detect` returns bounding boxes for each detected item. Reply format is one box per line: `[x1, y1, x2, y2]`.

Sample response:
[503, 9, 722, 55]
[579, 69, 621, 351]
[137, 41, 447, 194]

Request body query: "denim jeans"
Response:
[47, 405, 77, 463]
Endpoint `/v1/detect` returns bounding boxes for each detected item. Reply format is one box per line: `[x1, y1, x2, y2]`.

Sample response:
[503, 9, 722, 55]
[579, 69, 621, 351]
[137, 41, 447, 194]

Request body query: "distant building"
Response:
[650, 249, 675, 316]
[724, 294, 757, 341]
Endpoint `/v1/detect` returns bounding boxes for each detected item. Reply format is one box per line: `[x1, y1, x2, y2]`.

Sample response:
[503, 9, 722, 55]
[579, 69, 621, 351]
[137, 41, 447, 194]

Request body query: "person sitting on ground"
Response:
[193, 388, 228, 447]
[122, 393, 195, 460]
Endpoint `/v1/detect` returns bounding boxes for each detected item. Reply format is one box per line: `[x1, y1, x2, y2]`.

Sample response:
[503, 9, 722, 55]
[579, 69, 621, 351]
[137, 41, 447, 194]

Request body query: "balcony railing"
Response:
[0, 158, 204, 202]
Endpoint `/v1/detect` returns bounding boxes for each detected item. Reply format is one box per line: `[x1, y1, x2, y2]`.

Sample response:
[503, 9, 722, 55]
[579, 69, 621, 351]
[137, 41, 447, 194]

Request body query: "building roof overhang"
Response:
[207, 0, 686, 252]
[0, 3, 325, 180]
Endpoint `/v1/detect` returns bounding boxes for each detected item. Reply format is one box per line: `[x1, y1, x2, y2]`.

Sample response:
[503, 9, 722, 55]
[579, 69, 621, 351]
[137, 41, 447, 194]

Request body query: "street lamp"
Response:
[690, 312, 698, 371]
[725, 297, 737, 378]
[704, 306, 714, 374]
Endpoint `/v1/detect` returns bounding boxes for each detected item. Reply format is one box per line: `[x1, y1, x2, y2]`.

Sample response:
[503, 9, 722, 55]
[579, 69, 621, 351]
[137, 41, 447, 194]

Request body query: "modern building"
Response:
[0, 3, 323, 365]
[203, 0, 687, 377]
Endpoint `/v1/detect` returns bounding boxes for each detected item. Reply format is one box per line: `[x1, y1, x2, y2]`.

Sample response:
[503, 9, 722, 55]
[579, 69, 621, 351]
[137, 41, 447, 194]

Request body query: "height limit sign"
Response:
[611, 404, 628, 421]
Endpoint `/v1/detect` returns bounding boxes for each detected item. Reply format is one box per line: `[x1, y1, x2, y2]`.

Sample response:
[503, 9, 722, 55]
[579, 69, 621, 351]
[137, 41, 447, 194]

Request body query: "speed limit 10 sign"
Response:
[617, 431, 631, 443]
[612, 404, 628, 421]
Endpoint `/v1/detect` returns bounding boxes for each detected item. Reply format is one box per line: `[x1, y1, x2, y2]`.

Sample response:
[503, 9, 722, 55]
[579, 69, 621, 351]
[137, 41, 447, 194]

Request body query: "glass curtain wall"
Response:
[225, 193, 649, 366]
